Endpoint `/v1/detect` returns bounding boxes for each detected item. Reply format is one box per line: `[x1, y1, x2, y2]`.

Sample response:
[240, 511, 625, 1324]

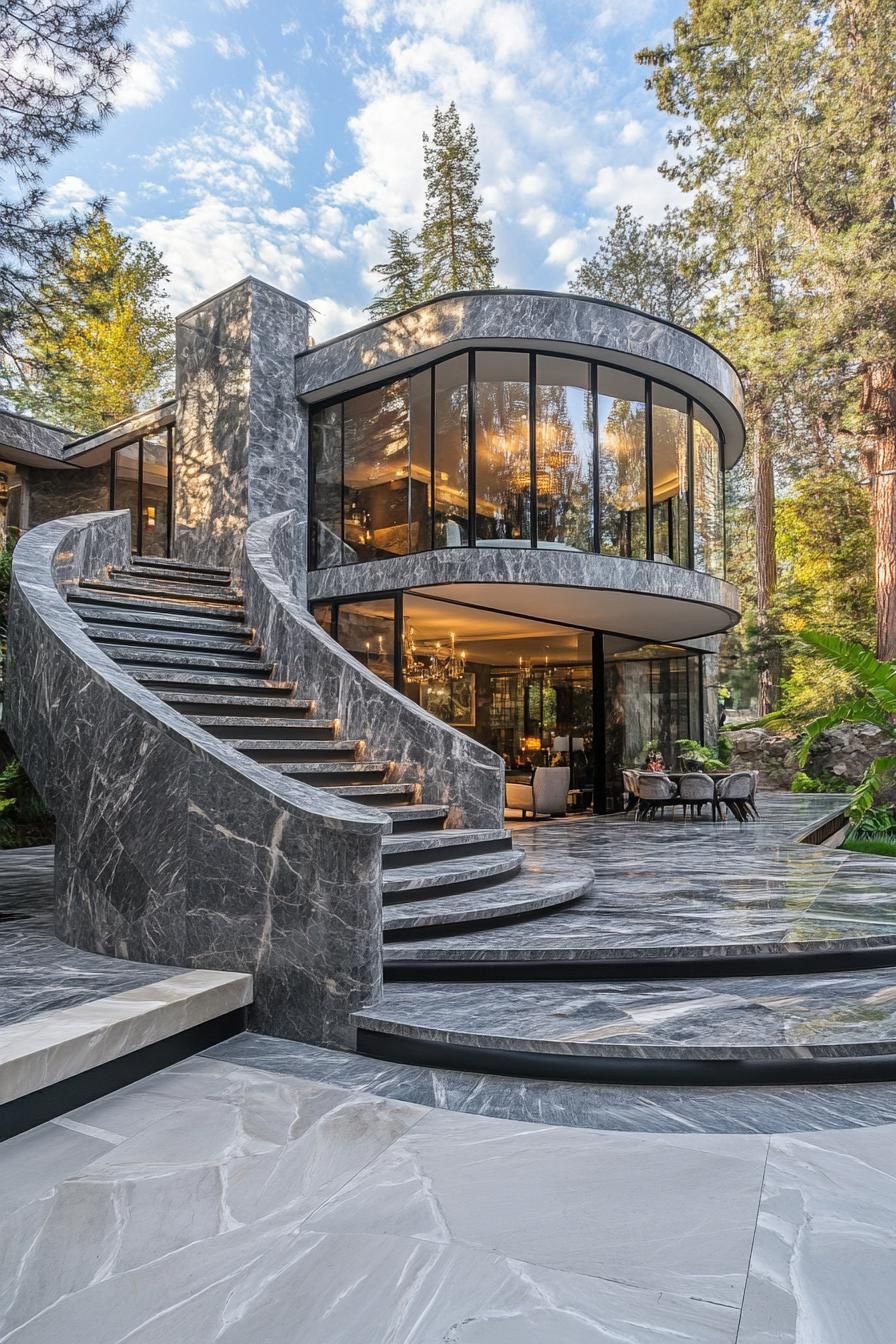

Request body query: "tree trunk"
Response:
[865, 362, 896, 660]
[754, 406, 779, 715]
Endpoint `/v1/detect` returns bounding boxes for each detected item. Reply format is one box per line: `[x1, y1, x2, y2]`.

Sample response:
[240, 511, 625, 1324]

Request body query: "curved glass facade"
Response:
[309, 347, 726, 577]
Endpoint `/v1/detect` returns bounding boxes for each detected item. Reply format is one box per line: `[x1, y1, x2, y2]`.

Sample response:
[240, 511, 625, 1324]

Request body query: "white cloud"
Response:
[586, 162, 683, 222]
[116, 26, 194, 110]
[618, 118, 646, 145]
[149, 68, 310, 203]
[45, 176, 97, 215]
[545, 231, 585, 268]
[521, 204, 560, 239]
[308, 297, 368, 340]
[212, 33, 247, 59]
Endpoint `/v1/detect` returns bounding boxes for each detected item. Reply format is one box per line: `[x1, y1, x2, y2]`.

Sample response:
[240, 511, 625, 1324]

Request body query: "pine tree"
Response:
[13, 215, 173, 432]
[366, 229, 422, 319]
[417, 103, 497, 296]
[571, 205, 711, 328]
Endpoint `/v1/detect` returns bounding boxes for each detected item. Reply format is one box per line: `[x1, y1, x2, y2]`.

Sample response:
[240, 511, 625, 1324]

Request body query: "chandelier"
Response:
[403, 626, 467, 685]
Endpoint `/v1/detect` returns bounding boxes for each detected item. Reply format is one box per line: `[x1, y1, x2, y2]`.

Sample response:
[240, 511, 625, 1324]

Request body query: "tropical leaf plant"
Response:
[798, 632, 896, 826]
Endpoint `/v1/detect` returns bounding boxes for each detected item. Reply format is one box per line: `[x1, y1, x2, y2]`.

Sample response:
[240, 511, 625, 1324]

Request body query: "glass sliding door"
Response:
[343, 381, 410, 563]
[474, 351, 530, 544]
[535, 355, 593, 551]
[597, 368, 647, 558]
[140, 432, 171, 558]
[651, 386, 689, 567]
[111, 440, 140, 552]
[310, 404, 344, 568]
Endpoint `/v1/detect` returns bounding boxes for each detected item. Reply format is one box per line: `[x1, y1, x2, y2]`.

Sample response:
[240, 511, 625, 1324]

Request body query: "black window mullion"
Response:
[136, 437, 144, 555]
[109, 447, 116, 509]
[340, 402, 346, 559]
[591, 362, 600, 555]
[394, 591, 403, 693]
[645, 377, 654, 561]
[720, 432, 727, 580]
[529, 351, 537, 547]
[467, 349, 476, 546]
[592, 631, 606, 813]
[686, 396, 695, 570]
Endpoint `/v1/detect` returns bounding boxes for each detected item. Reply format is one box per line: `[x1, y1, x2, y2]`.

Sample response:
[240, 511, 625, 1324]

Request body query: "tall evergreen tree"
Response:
[13, 215, 173, 431]
[638, 0, 896, 662]
[571, 205, 711, 327]
[417, 103, 497, 296]
[366, 229, 422, 319]
[0, 1, 131, 363]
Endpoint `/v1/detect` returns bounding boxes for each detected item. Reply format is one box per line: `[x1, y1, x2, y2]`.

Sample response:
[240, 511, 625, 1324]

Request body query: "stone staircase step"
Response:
[382, 870, 589, 934]
[382, 828, 512, 867]
[383, 848, 525, 900]
[230, 738, 362, 762]
[112, 649, 273, 675]
[323, 782, 419, 804]
[273, 760, 391, 784]
[114, 565, 232, 589]
[133, 671, 294, 692]
[70, 589, 248, 622]
[129, 555, 231, 578]
[160, 692, 315, 714]
[80, 577, 243, 606]
[384, 804, 451, 832]
[89, 629, 254, 655]
[71, 605, 254, 638]
[188, 716, 336, 739]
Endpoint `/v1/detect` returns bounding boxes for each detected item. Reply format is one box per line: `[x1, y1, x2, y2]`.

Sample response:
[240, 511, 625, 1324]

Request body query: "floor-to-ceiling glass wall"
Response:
[109, 427, 173, 557]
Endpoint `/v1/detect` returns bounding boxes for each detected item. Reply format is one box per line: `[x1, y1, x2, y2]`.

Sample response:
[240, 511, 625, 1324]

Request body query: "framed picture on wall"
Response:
[421, 672, 477, 727]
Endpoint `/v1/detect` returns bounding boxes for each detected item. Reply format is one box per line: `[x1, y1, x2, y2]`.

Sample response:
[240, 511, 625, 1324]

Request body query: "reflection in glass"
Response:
[409, 370, 432, 553]
[310, 405, 344, 568]
[694, 406, 723, 576]
[651, 386, 689, 566]
[141, 434, 169, 558]
[335, 599, 396, 685]
[535, 356, 593, 550]
[434, 355, 469, 546]
[598, 368, 646, 558]
[603, 642, 702, 809]
[474, 350, 530, 543]
[112, 441, 140, 551]
[343, 381, 411, 562]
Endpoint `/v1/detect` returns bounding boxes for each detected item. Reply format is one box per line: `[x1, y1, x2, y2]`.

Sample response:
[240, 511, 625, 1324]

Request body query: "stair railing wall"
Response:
[6, 511, 386, 1047]
[242, 510, 505, 830]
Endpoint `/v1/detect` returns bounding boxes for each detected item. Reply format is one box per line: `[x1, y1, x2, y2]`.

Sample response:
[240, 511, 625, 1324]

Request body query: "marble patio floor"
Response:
[2, 1050, 895, 1342]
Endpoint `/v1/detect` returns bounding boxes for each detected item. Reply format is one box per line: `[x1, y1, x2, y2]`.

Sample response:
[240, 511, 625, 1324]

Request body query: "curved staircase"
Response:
[69, 555, 593, 941]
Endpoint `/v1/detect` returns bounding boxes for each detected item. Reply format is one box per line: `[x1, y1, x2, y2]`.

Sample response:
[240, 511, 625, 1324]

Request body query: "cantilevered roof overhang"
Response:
[296, 289, 746, 468]
[0, 409, 77, 469]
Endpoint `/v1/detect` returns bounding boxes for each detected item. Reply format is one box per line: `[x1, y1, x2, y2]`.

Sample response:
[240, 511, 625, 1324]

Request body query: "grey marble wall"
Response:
[308, 547, 741, 645]
[23, 463, 110, 529]
[0, 408, 72, 463]
[5, 512, 387, 1048]
[243, 511, 505, 830]
[174, 278, 309, 569]
[296, 291, 745, 462]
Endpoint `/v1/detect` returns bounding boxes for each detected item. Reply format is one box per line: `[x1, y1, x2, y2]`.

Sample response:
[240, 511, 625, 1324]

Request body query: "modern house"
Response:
[2, 278, 747, 1071]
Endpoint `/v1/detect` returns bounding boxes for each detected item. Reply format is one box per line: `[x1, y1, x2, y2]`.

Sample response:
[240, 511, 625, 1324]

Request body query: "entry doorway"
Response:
[109, 426, 173, 557]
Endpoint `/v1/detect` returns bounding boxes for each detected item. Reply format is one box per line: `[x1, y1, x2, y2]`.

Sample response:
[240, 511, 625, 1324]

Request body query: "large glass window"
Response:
[330, 598, 396, 685]
[535, 355, 593, 551]
[693, 406, 723, 576]
[598, 368, 647, 558]
[434, 355, 469, 547]
[110, 429, 172, 557]
[112, 441, 140, 552]
[651, 386, 689, 567]
[474, 351, 530, 544]
[310, 404, 343, 569]
[307, 349, 731, 578]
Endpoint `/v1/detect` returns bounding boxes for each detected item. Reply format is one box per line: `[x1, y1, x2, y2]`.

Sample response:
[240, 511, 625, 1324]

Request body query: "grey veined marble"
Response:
[295, 289, 746, 463]
[5, 512, 386, 1048]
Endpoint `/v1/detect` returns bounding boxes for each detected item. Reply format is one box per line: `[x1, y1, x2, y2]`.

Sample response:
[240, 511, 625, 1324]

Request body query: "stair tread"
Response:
[70, 590, 247, 621]
[230, 738, 360, 753]
[274, 760, 389, 776]
[188, 715, 333, 729]
[81, 577, 242, 603]
[110, 649, 271, 672]
[114, 566, 232, 588]
[382, 828, 510, 855]
[130, 555, 230, 577]
[359, 961, 896, 1061]
[322, 783, 416, 799]
[90, 630, 253, 653]
[134, 671, 293, 689]
[382, 872, 588, 932]
[158, 693, 312, 710]
[71, 606, 253, 636]
[383, 848, 525, 895]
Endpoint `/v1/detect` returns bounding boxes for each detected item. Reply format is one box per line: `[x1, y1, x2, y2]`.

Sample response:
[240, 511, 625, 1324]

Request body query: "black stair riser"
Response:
[70, 594, 247, 622]
[199, 723, 333, 740]
[241, 746, 358, 763]
[389, 816, 450, 833]
[111, 567, 232, 589]
[92, 636, 256, 656]
[80, 580, 242, 606]
[138, 679, 293, 695]
[167, 700, 312, 716]
[118, 658, 273, 676]
[130, 556, 230, 578]
[382, 837, 513, 868]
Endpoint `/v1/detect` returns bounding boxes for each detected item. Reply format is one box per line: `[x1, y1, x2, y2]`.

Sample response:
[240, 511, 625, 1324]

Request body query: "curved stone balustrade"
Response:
[243, 510, 505, 829]
[295, 289, 745, 462]
[5, 511, 387, 1047]
[308, 545, 741, 644]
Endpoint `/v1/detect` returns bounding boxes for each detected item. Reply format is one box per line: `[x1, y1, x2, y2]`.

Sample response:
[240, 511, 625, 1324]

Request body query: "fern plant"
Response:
[799, 631, 896, 827]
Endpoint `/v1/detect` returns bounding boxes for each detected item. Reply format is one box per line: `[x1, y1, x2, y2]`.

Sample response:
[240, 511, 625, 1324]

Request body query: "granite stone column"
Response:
[174, 277, 310, 570]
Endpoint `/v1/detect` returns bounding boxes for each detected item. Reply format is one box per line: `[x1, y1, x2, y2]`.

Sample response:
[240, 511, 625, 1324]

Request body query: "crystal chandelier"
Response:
[403, 626, 467, 685]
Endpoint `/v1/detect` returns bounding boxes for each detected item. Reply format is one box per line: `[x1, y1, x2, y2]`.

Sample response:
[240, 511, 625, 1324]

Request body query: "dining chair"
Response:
[716, 771, 755, 822]
[677, 771, 718, 821]
[635, 772, 677, 820]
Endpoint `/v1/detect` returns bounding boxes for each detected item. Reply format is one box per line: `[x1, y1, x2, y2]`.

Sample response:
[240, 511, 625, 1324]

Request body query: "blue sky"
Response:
[47, 0, 686, 337]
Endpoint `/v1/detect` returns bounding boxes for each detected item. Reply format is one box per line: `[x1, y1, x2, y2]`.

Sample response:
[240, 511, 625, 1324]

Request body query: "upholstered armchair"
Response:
[505, 766, 571, 819]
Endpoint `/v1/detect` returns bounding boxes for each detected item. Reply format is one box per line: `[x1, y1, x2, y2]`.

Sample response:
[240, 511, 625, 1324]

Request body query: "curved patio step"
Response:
[383, 866, 593, 934]
[382, 848, 525, 900]
[382, 828, 512, 867]
[354, 966, 896, 1084]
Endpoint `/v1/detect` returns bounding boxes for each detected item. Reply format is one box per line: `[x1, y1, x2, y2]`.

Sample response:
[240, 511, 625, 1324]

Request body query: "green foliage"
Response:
[10, 214, 174, 432]
[570, 205, 711, 327]
[790, 770, 849, 795]
[673, 738, 726, 771]
[0, 760, 54, 849]
[366, 229, 422, 320]
[417, 103, 497, 296]
[852, 804, 896, 837]
[842, 836, 896, 857]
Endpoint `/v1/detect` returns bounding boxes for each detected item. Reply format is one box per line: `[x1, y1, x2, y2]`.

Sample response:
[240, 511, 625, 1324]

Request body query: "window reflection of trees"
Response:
[599, 391, 647, 558]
